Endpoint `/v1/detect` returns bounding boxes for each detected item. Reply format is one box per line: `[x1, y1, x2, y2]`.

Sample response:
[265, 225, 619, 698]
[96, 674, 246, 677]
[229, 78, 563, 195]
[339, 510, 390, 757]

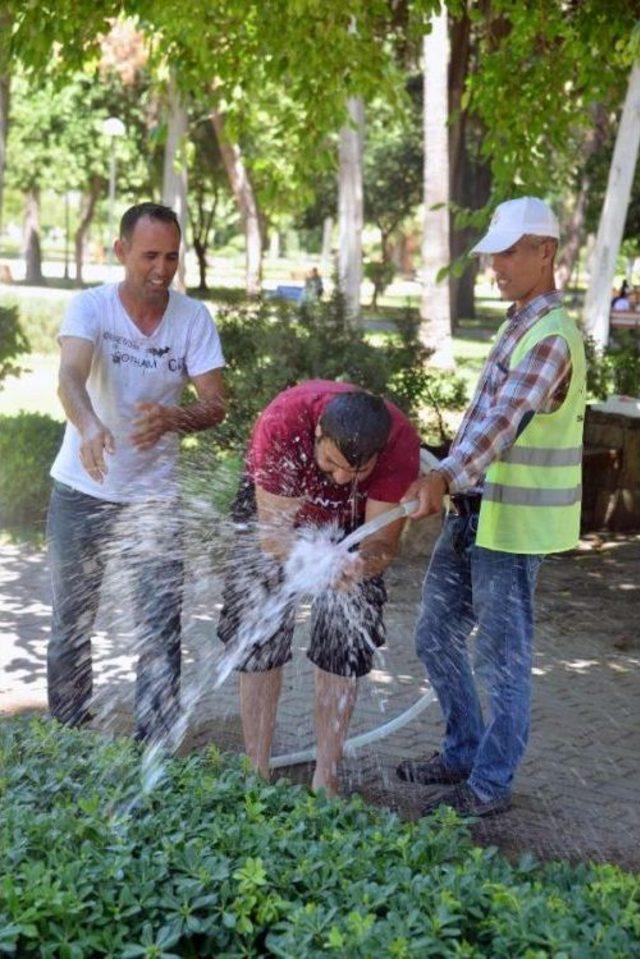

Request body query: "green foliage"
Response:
[6, 66, 155, 201]
[213, 292, 468, 451]
[584, 332, 640, 401]
[364, 260, 396, 308]
[0, 413, 64, 529]
[363, 77, 423, 252]
[1, 717, 639, 957]
[456, 0, 639, 248]
[0, 294, 67, 355]
[0, 305, 30, 389]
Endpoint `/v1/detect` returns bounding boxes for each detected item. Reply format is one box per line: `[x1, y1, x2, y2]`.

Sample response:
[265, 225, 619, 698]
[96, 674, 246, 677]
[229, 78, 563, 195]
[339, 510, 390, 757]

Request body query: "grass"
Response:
[0, 353, 63, 419]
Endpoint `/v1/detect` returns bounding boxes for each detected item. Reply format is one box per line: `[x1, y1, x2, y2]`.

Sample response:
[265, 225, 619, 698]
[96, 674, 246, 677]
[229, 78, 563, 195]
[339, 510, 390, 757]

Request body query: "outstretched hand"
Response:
[79, 422, 116, 482]
[131, 402, 173, 451]
[402, 471, 448, 519]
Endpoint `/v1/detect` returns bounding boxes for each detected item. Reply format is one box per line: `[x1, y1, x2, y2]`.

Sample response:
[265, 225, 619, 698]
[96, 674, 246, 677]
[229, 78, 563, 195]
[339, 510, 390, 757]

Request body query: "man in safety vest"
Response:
[397, 196, 586, 817]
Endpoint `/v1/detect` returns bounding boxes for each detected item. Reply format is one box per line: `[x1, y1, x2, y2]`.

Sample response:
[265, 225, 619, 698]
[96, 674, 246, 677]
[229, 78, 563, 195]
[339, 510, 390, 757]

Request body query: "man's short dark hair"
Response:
[319, 391, 392, 467]
[119, 203, 181, 241]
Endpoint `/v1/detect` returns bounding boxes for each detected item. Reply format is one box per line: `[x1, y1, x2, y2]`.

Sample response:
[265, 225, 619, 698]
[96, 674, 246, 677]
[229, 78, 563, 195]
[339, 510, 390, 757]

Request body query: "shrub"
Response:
[1, 717, 639, 957]
[0, 305, 30, 388]
[0, 294, 67, 355]
[213, 292, 468, 453]
[0, 412, 64, 530]
[584, 331, 640, 401]
[364, 260, 395, 309]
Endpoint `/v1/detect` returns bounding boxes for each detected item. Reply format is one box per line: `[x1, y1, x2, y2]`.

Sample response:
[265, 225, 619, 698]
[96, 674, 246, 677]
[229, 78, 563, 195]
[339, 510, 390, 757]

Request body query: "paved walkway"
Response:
[1, 521, 639, 870]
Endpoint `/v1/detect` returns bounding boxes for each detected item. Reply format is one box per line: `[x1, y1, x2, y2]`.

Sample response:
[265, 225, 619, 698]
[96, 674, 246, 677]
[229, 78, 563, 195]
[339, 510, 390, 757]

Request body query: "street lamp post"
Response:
[102, 116, 126, 264]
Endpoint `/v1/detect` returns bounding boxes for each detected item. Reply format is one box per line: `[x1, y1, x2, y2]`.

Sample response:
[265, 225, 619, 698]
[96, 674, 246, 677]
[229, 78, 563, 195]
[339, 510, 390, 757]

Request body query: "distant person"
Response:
[304, 267, 324, 301]
[47, 202, 226, 744]
[397, 197, 586, 818]
[218, 381, 420, 794]
[612, 279, 631, 311]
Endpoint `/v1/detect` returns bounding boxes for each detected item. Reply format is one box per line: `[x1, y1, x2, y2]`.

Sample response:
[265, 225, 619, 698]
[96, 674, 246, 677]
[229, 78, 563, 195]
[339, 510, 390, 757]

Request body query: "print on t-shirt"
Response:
[103, 329, 187, 374]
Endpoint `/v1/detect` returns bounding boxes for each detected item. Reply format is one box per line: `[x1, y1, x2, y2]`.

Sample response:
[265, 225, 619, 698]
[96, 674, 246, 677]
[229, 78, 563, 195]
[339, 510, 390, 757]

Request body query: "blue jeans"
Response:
[46, 481, 183, 742]
[414, 511, 544, 801]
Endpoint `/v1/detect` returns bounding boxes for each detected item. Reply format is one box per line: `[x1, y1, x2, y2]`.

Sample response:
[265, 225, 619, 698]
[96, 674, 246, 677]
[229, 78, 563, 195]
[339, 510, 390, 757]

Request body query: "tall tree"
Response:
[421, 6, 454, 368]
[584, 61, 640, 349]
[338, 97, 365, 321]
[210, 108, 262, 296]
[0, 6, 11, 233]
[2, 0, 124, 229]
[162, 73, 189, 291]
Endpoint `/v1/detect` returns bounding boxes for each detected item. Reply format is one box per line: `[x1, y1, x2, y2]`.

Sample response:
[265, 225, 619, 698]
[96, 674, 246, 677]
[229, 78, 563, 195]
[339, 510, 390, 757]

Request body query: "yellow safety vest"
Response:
[475, 308, 586, 555]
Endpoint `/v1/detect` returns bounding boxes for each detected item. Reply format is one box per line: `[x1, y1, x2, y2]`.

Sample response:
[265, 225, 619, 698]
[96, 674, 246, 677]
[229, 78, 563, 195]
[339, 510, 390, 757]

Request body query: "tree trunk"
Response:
[556, 106, 609, 291]
[162, 74, 189, 292]
[0, 7, 11, 233]
[320, 216, 333, 279]
[338, 97, 364, 323]
[447, 7, 491, 324]
[584, 63, 640, 350]
[0, 72, 9, 234]
[421, 10, 454, 368]
[192, 238, 208, 291]
[556, 177, 590, 293]
[74, 177, 101, 287]
[210, 108, 262, 296]
[23, 188, 44, 285]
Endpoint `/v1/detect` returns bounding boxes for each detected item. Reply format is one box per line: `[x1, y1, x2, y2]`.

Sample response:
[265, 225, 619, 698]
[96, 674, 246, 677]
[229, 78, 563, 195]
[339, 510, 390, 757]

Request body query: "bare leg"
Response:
[312, 667, 357, 795]
[239, 668, 283, 779]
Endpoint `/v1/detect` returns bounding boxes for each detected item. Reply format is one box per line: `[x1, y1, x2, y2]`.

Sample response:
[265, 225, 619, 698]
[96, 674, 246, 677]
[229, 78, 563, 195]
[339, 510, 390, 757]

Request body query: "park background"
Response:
[1, 3, 640, 957]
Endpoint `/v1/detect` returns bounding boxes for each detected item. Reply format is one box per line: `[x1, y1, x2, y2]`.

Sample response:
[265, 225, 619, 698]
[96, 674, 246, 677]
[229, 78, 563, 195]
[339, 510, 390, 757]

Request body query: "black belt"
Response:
[450, 494, 482, 516]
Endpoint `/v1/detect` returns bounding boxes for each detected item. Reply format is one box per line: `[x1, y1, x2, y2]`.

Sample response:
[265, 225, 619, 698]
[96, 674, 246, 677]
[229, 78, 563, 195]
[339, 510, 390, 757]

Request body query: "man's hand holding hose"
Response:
[402, 470, 448, 519]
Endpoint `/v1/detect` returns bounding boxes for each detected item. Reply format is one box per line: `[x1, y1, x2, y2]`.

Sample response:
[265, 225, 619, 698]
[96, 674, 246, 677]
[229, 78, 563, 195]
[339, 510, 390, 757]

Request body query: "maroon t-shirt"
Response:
[247, 380, 420, 529]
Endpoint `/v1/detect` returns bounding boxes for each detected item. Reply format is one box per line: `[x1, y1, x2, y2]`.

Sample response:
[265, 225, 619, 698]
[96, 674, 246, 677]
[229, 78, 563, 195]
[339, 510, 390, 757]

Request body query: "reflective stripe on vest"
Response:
[500, 445, 583, 467]
[483, 482, 582, 507]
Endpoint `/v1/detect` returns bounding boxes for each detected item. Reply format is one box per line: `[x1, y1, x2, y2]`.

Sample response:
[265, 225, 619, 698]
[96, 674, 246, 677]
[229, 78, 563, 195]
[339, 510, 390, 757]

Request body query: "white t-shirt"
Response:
[50, 283, 225, 503]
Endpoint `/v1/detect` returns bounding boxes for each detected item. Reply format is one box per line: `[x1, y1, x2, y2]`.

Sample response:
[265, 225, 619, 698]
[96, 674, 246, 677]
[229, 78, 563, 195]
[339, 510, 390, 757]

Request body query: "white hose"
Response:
[270, 687, 437, 769]
[270, 446, 441, 770]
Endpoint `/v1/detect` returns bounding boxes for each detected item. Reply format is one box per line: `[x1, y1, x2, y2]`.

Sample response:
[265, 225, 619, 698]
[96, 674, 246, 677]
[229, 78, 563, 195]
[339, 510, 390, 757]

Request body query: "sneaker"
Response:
[421, 782, 512, 818]
[395, 751, 468, 786]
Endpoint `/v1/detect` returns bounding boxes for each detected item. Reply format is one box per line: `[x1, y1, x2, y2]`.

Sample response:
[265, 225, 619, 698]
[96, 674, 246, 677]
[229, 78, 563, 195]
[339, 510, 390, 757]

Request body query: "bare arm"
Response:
[354, 498, 406, 579]
[131, 368, 226, 451]
[58, 336, 115, 483]
[254, 485, 302, 562]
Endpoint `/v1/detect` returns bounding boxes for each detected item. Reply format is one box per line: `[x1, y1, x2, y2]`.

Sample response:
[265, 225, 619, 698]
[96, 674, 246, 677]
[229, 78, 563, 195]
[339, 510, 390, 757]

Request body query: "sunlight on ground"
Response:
[0, 353, 63, 419]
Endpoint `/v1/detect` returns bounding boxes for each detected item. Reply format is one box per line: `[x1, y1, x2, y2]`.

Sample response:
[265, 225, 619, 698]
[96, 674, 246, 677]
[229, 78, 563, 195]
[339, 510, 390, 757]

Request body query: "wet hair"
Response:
[319, 391, 392, 467]
[119, 202, 181, 241]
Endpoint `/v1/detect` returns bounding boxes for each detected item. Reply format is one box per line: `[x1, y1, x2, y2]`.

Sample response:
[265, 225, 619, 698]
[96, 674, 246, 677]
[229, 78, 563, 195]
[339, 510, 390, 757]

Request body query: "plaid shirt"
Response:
[438, 291, 573, 495]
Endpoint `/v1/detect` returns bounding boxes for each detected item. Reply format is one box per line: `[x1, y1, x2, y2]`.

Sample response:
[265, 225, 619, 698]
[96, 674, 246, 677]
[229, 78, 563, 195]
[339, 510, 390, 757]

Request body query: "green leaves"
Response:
[1, 716, 639, 958]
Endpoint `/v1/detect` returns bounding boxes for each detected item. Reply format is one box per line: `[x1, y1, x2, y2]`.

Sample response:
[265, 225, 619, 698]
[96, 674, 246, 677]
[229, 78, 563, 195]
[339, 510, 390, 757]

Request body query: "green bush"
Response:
[584, 331, 640, 401]
[213, 293, 468, 452]
[364, 260, 395, 308]
[0, 412, 64, 530]
[0, 294, 68, 355]
[1, 717, 638, 957]
[0, 305, 30, 387]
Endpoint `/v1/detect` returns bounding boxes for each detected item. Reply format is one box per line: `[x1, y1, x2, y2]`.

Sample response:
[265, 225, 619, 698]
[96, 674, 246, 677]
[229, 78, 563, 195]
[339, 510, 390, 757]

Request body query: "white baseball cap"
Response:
[470, 197, 560, 255]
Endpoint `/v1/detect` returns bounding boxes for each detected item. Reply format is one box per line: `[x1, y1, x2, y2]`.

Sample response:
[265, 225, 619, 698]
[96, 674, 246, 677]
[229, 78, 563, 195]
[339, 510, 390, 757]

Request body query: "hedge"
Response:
[1, 718, 638, 958]
[0, 412, 64, 530]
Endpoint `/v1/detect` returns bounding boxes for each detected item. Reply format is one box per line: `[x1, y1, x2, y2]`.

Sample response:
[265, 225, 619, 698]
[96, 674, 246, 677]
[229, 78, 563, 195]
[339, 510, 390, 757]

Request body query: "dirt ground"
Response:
[2, 518, 639, 871]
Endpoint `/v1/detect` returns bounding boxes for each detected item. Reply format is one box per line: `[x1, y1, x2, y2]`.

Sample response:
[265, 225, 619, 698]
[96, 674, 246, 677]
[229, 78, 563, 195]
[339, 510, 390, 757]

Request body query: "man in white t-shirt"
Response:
[47, 202, 226, 743]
